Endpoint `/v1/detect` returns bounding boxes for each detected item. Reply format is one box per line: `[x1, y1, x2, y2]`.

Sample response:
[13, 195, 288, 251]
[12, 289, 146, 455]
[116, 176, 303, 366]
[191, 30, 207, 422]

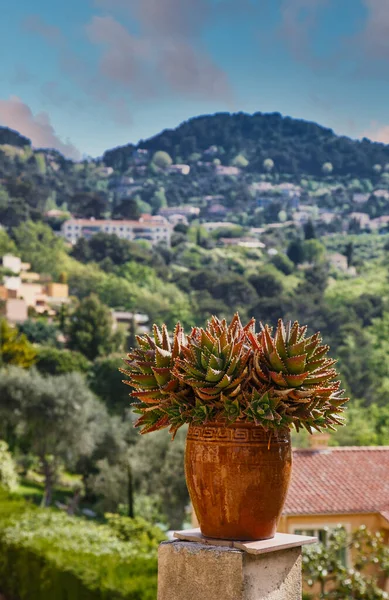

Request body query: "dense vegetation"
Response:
[0, 489, 159, 599]
[104, 112, 389, 177]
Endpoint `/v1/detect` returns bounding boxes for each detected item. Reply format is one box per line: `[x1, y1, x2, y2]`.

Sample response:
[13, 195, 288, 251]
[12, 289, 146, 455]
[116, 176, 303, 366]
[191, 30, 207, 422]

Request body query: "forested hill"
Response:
[0, 126, 31, 148]
[103, 111, 389, 177]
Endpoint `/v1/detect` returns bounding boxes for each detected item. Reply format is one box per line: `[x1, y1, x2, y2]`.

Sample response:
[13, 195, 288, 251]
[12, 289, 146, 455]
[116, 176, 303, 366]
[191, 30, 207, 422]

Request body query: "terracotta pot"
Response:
[185, 422, 292, 541]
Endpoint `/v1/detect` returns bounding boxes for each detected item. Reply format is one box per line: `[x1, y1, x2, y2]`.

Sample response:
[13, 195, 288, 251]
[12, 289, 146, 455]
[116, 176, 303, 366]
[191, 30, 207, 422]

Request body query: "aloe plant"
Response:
[121, 314, 348, 436]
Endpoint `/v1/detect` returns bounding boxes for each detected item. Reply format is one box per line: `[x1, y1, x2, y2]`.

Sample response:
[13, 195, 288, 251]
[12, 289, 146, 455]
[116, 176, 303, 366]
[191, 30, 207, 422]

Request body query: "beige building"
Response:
[5, 298, 28, 324]
[61, 215, 172, 246]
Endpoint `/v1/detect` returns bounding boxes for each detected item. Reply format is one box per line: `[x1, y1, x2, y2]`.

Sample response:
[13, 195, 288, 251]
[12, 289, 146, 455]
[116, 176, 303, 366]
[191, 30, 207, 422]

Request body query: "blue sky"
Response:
[1, 0, 389, 159]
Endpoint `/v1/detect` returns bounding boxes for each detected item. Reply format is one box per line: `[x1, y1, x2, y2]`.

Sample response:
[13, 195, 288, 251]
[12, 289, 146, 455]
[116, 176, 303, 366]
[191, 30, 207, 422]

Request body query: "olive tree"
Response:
[0, 367, 107, 506]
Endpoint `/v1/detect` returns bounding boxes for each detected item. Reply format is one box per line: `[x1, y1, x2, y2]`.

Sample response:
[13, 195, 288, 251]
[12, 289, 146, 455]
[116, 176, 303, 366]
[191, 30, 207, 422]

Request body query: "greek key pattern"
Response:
[187, 425, 289, 444]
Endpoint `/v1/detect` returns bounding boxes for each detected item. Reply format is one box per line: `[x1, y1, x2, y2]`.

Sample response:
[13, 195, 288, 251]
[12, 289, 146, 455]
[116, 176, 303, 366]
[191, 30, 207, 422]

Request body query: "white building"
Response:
[2, 254, 22, 274]
[168, 164, 191, 175]
[61, 215, 172, 246]
[159, 206, 200, 218]
[202, 221, 237, 232]
[215, 165, 240, 176]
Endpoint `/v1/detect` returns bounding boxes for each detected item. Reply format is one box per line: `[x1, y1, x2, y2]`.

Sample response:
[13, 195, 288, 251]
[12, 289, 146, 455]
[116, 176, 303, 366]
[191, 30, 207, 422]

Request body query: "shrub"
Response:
[36, 346, 91, 375]
[0, 489, 158, 600]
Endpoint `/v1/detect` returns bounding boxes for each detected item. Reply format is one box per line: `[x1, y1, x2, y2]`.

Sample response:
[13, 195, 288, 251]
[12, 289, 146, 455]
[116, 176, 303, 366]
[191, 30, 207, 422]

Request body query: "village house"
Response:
[219, 237, 265, 249]
[349, 212, 371, 228]
[370, 215, 389, 231]
[353, 193, 369, 204]
[215, 165, 240, 177]
[168, 164, 191, 176]
[278, 441, 389, 592]
[1, 255, 69, 317]
[61, 215, 172, 247]
[159, 206, 200, 219]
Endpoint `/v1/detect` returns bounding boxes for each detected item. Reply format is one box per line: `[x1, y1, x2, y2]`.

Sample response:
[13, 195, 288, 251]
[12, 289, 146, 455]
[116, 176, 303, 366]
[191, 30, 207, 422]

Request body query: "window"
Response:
[294, 527, 348, 566]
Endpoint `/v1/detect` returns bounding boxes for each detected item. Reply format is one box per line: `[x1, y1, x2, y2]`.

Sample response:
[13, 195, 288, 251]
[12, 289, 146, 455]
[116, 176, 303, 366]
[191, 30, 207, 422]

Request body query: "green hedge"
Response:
[0, 490, 158, 599]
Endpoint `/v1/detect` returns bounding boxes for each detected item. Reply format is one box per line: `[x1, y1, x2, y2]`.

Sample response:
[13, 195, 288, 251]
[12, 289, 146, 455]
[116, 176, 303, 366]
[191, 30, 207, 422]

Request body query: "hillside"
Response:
[2, 110, 389, 230]
[103, 111, 389, 177]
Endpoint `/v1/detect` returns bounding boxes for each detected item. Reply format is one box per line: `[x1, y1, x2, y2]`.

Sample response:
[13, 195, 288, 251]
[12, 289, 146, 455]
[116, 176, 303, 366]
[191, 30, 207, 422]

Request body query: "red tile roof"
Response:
[284, 447, 389, 516]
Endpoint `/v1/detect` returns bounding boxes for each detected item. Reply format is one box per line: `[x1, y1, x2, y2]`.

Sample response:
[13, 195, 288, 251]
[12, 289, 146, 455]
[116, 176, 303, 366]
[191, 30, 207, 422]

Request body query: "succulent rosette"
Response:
[246, 319, 348, 432]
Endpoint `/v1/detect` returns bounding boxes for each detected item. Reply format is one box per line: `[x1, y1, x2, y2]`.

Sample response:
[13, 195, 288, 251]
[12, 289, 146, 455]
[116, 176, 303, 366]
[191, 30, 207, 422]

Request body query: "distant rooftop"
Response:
[284, 446, 389, 518]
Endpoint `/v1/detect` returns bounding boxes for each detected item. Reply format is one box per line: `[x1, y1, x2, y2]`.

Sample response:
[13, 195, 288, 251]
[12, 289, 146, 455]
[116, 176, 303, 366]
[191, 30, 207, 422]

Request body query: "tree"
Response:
[150, 188, 167, 213]
[0, 319, 36, 368]
[0, 229, 17, 256]
[322, 162, 333, 175]
[112, 198, 141, 220]
[270, 253, 294, 275]
[68, 294, 116, 361]
[36, 346, 90, 376]
[287, 239, 305, 266]
[303, 526, 389, 599]
[88, 354, 131, 415]
[263, 158, 274, 173]
[345, 241, 354, 268]
[232, 154, 249, 168]
[0, 368, 104, 505]
[0, 440, 18, 491]
[130, 428, 189, 529]
[248, 270, 284, 299]
[19, 319, 59, 346]
[373, 164, 382, 174]
[12, 221, 65, 277]
[71, 191, 108, 219]
[151, 151, 172, 169]
[72, 233, 144, 266]
[302, 239, 325, 264]
[303, 220, 316, 240]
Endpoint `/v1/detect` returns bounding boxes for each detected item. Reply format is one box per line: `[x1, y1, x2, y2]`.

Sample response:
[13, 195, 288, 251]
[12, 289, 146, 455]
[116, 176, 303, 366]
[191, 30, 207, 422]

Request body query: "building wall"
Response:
[3, 255, 21, 274]
[278, 512, 386, 535]
[18, 283, 44, 307]
[45, 283, 69, 298]
[279, 512, 389, 596]
[62, 220, 171, 246]
[6, 299, 28, 324]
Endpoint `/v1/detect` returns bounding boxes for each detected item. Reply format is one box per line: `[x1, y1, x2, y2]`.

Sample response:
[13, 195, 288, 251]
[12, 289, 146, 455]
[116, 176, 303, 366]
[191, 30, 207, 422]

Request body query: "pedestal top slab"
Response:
[174, 528, 317, 555]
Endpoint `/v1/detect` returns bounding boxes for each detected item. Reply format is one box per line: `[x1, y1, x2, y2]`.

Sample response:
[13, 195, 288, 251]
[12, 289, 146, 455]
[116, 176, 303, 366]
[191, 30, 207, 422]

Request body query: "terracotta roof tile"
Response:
[284, 447, 389, 516]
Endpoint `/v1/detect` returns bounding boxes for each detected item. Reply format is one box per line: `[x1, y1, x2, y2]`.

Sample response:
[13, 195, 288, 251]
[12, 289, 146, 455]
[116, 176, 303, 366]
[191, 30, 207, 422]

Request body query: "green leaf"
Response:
[284, 354, 307, 375]
[155, 346, 171, 368]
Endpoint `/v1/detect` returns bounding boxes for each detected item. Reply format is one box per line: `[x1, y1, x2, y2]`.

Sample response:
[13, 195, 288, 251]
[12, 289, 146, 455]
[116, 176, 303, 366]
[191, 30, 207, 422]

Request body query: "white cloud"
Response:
[0, 96, 81, 159]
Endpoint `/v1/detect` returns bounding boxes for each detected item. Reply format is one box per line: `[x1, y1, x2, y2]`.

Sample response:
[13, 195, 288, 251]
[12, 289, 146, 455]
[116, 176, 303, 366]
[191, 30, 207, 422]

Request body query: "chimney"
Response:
[309, 432, 331, 450]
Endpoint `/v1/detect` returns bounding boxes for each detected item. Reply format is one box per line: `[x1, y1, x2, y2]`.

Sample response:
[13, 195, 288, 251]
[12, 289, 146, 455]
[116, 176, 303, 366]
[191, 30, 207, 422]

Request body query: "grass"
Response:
[15, 471, 84, 508]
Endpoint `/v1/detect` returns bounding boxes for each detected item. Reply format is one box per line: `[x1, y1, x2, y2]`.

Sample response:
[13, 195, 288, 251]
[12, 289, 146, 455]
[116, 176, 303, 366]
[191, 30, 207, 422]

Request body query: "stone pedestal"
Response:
[158, 529, 316, 600]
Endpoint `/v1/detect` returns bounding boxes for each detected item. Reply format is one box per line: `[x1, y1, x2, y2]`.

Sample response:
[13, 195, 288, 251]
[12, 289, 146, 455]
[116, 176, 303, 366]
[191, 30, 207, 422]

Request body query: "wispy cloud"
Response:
[22, 14, 63, 45]
[0, 96, 81, 159]
[279, 0, 330, 62]
[22, 1, 234, 127]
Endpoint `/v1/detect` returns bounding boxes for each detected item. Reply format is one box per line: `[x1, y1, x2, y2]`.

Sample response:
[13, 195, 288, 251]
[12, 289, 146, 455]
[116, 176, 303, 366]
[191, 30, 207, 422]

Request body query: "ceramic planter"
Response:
[185, 422, 292, 541]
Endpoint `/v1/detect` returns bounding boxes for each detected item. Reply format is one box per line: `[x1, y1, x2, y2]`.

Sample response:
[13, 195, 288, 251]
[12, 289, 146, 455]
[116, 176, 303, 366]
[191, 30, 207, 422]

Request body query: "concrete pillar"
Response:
[158, 530, 316, 600]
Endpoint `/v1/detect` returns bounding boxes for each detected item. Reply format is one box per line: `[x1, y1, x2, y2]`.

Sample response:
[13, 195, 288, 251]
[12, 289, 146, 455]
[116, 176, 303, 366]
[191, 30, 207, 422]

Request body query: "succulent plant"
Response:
[246, 319, 348, 433]
[121, 314, 348, 436]
[120, 323, 189, 434]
